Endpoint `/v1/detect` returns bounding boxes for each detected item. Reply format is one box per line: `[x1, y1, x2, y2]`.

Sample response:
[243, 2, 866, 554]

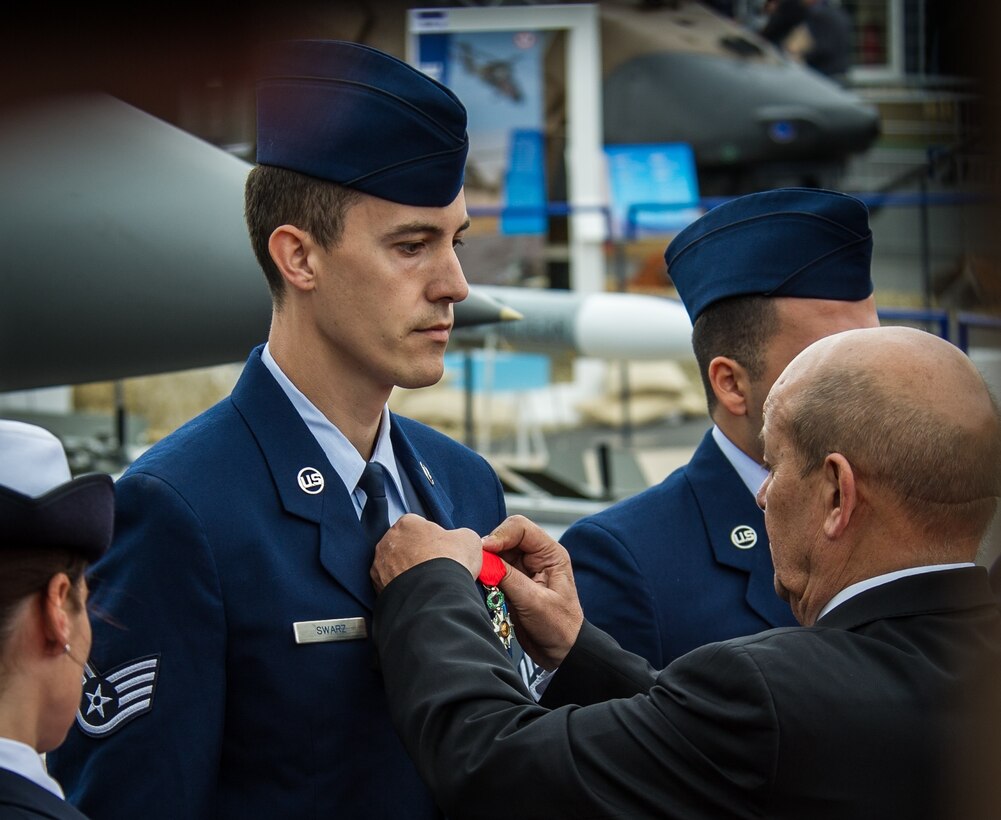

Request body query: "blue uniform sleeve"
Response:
[561, 517, 667, 668]
[49, 471, 227, 820]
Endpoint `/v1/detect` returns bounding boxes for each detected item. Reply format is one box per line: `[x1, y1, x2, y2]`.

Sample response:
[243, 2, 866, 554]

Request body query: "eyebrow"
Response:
[383, 218, 471, 241]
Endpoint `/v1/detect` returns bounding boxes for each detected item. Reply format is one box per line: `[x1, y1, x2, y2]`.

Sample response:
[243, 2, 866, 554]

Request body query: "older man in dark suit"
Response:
[372, 325, 1001, 819]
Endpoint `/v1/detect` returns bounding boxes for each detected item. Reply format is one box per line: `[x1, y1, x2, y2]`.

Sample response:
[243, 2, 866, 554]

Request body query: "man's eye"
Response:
[399, 243, 423, 255]
[452, 237, 466, 249]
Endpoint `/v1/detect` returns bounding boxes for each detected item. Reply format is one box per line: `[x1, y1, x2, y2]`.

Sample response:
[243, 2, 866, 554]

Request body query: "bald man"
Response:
[370, 326, 1001, 820]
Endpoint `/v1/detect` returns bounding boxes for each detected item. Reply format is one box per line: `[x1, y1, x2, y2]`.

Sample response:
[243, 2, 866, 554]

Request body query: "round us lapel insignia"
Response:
[730, 525, 757, 549]
[297, 467, 325, 495]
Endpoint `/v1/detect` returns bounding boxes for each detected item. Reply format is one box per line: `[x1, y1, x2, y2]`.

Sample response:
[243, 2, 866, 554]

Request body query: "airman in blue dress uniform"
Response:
[49, 40, 507, 819]
[561, 188, 880, 667]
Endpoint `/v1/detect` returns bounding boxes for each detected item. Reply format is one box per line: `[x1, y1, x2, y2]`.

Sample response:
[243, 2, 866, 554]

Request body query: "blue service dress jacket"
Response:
[374, 560, 1001, 819]
[48, 346, 507, 820]
[0, 769, 89, 820]
[562, 427, 797, 667]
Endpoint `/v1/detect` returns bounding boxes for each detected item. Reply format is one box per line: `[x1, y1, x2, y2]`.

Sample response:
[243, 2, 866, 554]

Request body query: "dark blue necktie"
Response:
[358, 462, 391, 547]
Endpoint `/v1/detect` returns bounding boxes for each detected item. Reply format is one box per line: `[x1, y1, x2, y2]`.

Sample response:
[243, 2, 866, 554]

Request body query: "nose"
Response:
[433, 249, 469, 304]
[756, 476, 769, 511]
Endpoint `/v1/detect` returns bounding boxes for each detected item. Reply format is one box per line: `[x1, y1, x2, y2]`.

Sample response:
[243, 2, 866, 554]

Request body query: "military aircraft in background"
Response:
[0, 93, 693, 394]
[0, 1, 884, 210]
[0, 91, 698, 509]
[456, 41, 525, 104]
[597, 1, 881, 195]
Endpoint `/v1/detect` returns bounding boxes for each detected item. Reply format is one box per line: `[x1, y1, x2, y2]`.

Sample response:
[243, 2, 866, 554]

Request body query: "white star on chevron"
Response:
[85, 684, 113, 718]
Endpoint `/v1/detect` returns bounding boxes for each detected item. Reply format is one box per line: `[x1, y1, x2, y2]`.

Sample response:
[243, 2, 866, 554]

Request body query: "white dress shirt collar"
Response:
[0, 738, 64, 799]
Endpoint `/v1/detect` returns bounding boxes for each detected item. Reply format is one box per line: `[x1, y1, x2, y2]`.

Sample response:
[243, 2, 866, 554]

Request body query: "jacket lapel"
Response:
[686, 429, 795, 627]
[317, 492, 378, 613]
[390, 416, 456, 528]
[230, 346, 378, 613]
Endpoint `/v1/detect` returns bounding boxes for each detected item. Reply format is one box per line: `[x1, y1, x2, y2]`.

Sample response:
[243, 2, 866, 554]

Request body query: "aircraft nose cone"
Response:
[756, 101, 881, 153]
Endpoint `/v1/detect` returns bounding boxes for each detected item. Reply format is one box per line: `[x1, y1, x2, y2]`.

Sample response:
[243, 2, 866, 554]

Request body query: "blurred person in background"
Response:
[761, 0, 854, 84]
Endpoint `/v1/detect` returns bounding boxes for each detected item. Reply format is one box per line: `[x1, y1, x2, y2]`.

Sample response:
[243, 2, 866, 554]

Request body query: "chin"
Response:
[397, 366, 445, 390]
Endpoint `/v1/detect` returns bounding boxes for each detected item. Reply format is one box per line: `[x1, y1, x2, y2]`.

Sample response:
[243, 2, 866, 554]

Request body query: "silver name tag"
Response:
[292, 617, 368, 644]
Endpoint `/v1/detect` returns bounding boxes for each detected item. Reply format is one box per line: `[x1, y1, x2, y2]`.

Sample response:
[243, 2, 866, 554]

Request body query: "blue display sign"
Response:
[604, 143, 703, 238]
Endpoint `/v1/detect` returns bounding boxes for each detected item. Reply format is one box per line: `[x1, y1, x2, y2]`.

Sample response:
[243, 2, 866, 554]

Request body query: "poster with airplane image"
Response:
[416, 29, 547, 234]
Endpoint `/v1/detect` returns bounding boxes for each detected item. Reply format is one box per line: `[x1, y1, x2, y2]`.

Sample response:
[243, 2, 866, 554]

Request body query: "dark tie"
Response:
[358, 461, 391, 547]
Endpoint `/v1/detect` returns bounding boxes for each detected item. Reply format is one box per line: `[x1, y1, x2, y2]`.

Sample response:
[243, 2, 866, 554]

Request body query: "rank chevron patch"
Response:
[76, 655, 160, 737]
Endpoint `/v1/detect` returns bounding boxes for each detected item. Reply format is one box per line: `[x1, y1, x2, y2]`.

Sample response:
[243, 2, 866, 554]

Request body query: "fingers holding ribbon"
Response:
[478, 551, 512, 651]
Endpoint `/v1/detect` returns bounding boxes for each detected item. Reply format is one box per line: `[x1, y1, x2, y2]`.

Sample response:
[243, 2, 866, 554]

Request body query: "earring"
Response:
[64, 644, 71, 655]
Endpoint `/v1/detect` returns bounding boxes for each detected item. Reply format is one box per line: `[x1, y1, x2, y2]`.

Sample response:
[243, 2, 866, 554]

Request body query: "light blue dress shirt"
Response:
[712, 425, 768, 497]
[261, 343, 423, 522]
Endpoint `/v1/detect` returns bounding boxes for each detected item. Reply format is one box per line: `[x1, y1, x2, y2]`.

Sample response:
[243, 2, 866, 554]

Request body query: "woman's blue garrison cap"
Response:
[255, 40, 469, 207]
[665, 188, 874, 322]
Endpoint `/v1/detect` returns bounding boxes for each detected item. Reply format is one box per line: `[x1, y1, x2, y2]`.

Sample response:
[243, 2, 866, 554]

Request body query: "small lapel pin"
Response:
[730, 525, 757, 549]
[297, 467, 325, 495]
[420, 462, 434, 486]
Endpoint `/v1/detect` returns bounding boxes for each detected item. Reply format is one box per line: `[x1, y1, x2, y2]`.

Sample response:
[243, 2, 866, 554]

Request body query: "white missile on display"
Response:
[453, 289, 524, 328]
[0, 93, 688, 394]
[452, 286, 694, 361]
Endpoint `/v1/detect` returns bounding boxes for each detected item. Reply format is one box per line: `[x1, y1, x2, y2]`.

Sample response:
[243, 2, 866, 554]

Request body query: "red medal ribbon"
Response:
[478, 551, 505, 586]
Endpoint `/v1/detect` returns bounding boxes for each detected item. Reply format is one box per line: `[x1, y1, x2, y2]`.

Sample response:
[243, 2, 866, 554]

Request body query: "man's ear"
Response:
[708, 356, 752, 417]
[267, 225, 315, 294]
[822, 453, 857, 538]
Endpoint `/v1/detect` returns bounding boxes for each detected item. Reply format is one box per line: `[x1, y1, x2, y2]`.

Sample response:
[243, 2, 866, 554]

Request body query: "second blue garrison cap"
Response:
[255, 39, 469, 207]
[665, 187, 874, 322]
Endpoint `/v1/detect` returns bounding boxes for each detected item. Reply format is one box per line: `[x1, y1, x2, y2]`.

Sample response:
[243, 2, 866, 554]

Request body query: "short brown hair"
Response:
[691, 295, 779, 414]
[244, 165, 361, 308]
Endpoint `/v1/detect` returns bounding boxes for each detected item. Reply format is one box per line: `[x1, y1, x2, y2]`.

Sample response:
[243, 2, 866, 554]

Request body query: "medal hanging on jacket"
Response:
[479, 551, 511, 651]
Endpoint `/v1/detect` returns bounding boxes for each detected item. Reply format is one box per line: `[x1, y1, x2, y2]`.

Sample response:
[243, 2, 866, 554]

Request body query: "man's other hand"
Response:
[482, 515, 583, 669]
[371, 514, 483, 592]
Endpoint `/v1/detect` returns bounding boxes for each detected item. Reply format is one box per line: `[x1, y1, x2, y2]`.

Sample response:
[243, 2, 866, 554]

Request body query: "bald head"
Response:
[768, 326, 1001, 548]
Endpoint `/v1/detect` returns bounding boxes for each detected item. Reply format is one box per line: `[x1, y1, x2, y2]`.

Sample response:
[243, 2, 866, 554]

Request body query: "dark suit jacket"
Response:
[375, 561, 1001, 819]
[0, 769, 89, 819]
[49, 346, 507, 819]
[563, 429, 796, 668]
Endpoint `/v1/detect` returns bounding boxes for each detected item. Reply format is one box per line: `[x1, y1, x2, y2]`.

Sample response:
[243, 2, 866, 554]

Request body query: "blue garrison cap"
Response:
[665, 188, 873, 322]
[255, 40, 469, 207]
